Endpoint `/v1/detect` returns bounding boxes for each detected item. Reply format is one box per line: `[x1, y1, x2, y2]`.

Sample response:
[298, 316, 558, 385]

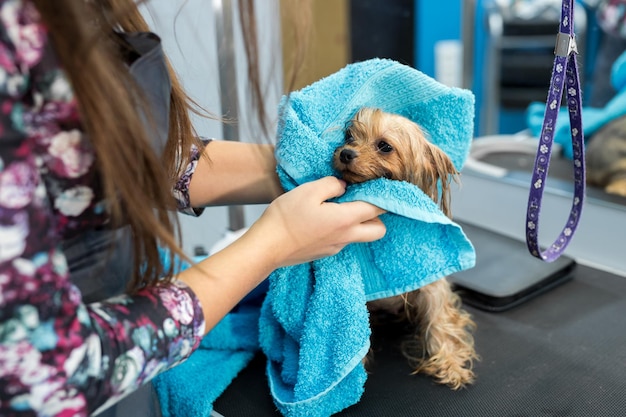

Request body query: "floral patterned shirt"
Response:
[0, 1, 206, 415]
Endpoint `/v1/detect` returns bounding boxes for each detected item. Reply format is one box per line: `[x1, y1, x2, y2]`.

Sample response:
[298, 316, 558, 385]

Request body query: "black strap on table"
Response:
[525, 0, 586, 262]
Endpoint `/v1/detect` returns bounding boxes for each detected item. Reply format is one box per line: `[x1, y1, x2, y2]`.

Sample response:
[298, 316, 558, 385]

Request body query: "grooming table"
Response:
[110, 223, 626, 417]
[210, 224, 626, 417]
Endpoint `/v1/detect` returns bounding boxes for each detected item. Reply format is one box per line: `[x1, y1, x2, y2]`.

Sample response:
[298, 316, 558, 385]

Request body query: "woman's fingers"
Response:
[351, 215, 386, 243]
[302, 176, 348, 201]
[250, 176, 388, 268]
[334, 199, 386, 221]
[306, 177, 387, 243]
[326, 200, 386, 242]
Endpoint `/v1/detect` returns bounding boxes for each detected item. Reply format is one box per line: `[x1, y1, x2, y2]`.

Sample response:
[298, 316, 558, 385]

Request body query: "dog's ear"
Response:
[423, 143, 459, 218]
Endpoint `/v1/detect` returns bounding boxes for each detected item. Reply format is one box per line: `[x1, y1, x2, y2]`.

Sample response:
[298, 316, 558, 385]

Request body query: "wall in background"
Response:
[281, 0, 350, 91]
[142, 0, 282, 255]
[350, 0, 415, 66]
[415, 0, 497, 136]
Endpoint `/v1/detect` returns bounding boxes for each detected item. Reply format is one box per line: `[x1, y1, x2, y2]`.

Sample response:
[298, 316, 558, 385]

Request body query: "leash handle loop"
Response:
[525, 0, 586, 262]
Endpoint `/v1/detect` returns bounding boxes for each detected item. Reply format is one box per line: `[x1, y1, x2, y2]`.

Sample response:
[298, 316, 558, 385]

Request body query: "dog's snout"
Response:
[339, 149, 357, 164]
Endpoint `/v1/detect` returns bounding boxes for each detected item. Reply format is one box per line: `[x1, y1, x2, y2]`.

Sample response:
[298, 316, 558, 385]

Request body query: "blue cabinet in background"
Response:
[415, 0, 596, 137]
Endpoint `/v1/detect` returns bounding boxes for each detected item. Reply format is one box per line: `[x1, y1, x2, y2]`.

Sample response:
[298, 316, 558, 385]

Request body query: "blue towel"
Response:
[261, 58, 476, 416]
[527, 50, 626, 159]
[153, 58, 477, 417]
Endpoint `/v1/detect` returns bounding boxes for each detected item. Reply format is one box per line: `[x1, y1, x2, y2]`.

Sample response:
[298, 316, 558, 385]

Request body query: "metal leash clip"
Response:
[554, 31, 578, 57]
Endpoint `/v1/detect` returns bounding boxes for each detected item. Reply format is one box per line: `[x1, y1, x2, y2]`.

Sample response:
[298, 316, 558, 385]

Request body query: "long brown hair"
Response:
[31, 0, 310, 292]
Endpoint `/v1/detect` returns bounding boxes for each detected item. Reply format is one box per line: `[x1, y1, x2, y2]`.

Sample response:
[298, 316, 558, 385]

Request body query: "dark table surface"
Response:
[213, 263, 626, 417]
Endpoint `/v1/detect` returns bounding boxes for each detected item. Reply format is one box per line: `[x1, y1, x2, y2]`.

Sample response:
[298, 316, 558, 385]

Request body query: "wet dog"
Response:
[333, 107, 478, 389]
[586, 115, 626, 197]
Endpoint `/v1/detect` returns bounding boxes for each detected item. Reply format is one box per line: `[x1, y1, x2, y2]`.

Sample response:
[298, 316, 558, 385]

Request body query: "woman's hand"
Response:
[246, 176, 387, 268]
[178, 176, 385, 333]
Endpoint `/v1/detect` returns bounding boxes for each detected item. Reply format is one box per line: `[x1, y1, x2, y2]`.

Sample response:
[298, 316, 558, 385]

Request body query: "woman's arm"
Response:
[0, 4, 205, 415]
[188, 140, 284, 207]
[181, 140, 387, 331]
[179, 176, 387, 332]
[178, 145, 388, 333]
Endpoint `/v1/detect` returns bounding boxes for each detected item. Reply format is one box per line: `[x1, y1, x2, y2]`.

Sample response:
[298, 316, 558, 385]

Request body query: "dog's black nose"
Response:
[339, 149, 357, 164]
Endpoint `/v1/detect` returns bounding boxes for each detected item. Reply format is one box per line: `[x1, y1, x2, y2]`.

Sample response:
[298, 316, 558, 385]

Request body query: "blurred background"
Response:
[141, 0, 626, 275]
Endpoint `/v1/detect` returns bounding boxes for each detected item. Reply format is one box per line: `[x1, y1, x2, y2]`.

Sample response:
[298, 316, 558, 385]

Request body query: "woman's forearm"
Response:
[178, 176, 387, 335]
[188, 140, 284, 207]
[177, 223, 276, 333]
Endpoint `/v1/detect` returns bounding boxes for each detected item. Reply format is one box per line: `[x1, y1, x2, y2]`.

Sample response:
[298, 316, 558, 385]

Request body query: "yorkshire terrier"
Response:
[333, 107, 478, 389]
[586, 115, 626, 198]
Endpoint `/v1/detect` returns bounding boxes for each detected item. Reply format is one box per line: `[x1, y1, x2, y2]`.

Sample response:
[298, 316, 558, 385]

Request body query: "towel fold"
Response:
[154, 58, 477, 417]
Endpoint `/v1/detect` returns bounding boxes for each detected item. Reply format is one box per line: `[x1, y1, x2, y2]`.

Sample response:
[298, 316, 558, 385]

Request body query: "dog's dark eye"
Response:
[345, 132, 355, 144]
[377, 140, 393, 153]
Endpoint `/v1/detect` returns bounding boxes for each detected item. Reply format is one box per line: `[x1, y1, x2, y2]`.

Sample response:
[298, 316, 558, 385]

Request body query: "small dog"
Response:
[333, 107, 478, 389]
[586, 115, 626, 197]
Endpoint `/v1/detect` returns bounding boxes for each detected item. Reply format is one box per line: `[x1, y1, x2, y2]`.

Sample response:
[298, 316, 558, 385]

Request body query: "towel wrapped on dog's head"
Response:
[262, 58, 477, 416]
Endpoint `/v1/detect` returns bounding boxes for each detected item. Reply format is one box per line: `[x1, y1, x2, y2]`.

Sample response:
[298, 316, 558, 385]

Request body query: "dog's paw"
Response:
[413, 354, 476, 390]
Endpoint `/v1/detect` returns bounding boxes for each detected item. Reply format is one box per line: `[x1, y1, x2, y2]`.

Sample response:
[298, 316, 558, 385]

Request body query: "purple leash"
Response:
[525, 0, 586, 262]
